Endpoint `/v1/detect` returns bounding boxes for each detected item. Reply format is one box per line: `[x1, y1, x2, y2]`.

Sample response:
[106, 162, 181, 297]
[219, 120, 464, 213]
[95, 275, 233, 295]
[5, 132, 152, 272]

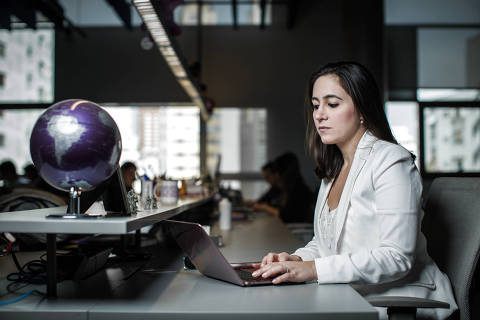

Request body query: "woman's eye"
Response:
[312, 104, 319, 111]
[328, 103, 339, 108]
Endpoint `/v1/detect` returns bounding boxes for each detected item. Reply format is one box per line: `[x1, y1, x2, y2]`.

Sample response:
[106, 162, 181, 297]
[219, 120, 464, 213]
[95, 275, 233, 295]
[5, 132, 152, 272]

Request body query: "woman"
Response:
[252, 62, 457, 319]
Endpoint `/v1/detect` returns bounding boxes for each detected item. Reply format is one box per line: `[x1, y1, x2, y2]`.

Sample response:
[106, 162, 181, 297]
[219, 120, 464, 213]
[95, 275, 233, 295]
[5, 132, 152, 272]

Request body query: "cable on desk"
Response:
[5, 251, 50, 295]
[0, 289, 42, 306]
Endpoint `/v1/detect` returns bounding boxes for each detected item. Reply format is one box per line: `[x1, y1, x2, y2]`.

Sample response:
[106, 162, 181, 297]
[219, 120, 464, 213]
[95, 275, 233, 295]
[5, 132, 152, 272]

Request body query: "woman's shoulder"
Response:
[371, 139, 413, 160]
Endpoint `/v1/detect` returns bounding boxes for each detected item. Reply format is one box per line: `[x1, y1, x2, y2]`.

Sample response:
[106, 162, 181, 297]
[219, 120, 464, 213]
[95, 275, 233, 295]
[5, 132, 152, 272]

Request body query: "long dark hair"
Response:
[304, 61, 396, 181]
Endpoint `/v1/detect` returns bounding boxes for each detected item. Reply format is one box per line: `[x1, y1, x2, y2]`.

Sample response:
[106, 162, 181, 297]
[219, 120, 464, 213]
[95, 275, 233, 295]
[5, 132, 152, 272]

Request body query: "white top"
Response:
[319, 201, 337, 252]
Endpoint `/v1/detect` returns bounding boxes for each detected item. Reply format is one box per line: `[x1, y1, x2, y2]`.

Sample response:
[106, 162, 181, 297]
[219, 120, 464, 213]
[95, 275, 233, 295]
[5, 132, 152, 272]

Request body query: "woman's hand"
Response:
[252, 260, 317, 284]
[252, 203, 280, 217]
[258, 252, 302, 266]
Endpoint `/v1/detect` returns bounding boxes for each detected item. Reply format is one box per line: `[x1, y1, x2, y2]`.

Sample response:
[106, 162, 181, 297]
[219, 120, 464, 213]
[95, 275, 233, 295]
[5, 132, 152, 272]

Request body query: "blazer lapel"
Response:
[334, 131, 377, 250]
[318, 179, 333, 217]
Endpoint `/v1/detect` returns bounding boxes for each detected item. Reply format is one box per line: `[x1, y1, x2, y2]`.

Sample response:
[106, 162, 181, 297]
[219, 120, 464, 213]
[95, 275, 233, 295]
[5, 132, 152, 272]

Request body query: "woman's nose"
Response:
[314, 106, 326, 120]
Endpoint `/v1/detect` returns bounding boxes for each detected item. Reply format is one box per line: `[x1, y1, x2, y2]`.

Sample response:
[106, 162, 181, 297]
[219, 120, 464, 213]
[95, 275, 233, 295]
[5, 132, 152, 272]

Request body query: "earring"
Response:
[360, 118, 364, 125]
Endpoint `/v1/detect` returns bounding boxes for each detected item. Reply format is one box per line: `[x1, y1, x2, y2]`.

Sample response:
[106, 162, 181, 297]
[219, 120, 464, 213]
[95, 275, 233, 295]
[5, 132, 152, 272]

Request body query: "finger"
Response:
[252, 264, 271, 278]
[261, 254, 269, 266]
[262, 253, 275, 266]
[272, 271, 291, 284]
[277, 252, 290, 261]
[260, 263, 287, 279]
[266, 253, 276, 265]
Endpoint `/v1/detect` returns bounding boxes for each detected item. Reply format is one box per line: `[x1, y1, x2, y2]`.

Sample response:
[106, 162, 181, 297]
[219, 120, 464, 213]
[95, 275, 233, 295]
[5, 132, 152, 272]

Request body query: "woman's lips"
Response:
[318, 126, 330, 132]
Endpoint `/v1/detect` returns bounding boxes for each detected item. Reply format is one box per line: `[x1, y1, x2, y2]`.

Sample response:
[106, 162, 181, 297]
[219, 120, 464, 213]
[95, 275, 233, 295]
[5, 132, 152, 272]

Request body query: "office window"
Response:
[418, 28, 480, 88]
[418, 89, 480, 102]
[174, 0, 272, 26]
[0, 29, 54, 103]
[206, 108, 267, 199]
[423, 106, 480, 173]
[104, 105, 200, 180]
[385, 0, 480, 25]
[385, 101, 420, 168]
[0, 109, 45, 169]
[0, 106, 200, 181]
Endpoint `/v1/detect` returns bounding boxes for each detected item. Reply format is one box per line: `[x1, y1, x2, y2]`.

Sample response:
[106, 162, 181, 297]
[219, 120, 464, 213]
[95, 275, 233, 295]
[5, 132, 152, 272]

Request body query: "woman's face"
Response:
[311, 74, 362, 146]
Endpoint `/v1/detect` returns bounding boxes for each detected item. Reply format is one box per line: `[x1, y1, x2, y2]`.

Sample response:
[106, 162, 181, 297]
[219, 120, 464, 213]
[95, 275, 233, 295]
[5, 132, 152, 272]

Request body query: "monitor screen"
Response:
[80, 168, 132, 215]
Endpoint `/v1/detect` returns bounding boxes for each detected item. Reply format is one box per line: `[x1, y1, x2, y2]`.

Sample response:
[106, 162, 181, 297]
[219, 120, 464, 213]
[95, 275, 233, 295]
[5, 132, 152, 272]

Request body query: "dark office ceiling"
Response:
[0, 0, 300, 36]
[0, 0, 132, 37]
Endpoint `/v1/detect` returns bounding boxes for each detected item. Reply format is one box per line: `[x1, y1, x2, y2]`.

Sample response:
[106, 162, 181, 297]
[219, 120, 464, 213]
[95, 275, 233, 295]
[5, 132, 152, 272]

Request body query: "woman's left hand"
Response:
[252, 261, 317, 284]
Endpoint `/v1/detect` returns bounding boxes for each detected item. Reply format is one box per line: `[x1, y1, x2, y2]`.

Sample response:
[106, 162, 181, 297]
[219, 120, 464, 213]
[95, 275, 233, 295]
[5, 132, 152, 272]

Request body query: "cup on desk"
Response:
[155, 180, 179, 205]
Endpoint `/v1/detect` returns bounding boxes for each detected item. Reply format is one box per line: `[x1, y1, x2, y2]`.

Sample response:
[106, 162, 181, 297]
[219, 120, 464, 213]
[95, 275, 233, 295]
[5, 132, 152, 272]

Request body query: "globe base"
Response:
[46, 213, 101, 219]
[46, 187, 101, 219]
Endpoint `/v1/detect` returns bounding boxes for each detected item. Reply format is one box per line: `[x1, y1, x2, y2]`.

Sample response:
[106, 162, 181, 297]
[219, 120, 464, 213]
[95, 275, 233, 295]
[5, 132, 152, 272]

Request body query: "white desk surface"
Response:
[0, 197, 211, 234]
[0, 214, 378, 320]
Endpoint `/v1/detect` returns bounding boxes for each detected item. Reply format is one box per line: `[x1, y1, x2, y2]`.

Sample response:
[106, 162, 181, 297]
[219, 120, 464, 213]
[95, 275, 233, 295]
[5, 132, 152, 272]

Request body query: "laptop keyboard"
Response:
[236, 269, 270, 283]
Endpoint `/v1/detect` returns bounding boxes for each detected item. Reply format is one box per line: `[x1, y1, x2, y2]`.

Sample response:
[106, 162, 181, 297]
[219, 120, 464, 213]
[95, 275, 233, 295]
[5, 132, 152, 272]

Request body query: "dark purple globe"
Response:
[30, 99, 122, 192]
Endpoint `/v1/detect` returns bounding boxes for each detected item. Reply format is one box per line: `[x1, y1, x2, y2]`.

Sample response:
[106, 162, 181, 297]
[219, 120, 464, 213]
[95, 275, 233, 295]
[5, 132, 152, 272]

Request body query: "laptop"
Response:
[163, 220, 273, 286]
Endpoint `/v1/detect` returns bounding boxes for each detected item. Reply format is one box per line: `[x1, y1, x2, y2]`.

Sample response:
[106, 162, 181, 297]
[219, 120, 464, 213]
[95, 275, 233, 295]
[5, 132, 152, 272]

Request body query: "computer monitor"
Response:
[79, 168, 132, 216]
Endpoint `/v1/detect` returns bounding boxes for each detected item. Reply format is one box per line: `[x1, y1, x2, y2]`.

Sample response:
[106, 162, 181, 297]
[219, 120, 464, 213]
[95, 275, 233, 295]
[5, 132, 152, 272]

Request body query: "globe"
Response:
[30, 99, 122, 192]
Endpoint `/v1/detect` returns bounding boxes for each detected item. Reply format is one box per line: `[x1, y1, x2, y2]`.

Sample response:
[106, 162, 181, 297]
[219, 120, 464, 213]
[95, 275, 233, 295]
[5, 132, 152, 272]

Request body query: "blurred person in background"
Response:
[0, 160, 19, 195]
[22, 163, 39, 186]
[255, 161, 283, 208]
[246, 161, 283, 209]
[121, 161, 137, 193]
[253, 152, 314, 223]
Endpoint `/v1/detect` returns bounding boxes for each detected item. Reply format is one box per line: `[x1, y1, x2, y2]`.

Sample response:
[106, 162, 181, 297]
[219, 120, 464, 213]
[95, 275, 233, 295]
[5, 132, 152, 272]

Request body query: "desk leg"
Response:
[46, 233, 57, 298]
[135, 230, 141, 247]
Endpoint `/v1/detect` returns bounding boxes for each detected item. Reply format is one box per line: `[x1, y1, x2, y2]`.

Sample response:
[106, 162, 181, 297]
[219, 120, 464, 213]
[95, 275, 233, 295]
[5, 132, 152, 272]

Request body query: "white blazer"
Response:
[294, 131, 457, 320]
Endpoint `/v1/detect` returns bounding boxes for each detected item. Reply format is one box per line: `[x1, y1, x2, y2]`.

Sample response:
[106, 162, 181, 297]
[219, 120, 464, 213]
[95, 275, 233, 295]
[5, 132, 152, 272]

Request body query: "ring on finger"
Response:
[284, 265, 289, 274]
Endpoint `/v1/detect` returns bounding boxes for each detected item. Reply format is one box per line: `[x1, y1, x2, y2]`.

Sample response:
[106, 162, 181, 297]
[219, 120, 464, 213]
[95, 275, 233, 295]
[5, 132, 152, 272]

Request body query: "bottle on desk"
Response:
[219, 197, 232, 230]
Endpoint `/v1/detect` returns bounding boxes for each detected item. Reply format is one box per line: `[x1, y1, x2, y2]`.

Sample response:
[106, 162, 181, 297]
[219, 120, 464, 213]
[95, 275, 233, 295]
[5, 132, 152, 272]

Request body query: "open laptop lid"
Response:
[163, 220, 247, 286]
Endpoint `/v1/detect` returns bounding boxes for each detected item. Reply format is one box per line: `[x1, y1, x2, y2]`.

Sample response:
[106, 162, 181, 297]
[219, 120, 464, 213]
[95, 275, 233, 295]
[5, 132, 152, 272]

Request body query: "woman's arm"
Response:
[252, 202, 280, 217]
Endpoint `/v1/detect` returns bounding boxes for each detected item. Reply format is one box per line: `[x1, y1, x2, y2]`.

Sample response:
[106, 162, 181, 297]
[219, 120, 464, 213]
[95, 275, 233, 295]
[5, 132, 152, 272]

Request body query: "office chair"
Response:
[367, 177, 480, 320]
[0, 187, 68, 244]
[0, 187, 66, 212]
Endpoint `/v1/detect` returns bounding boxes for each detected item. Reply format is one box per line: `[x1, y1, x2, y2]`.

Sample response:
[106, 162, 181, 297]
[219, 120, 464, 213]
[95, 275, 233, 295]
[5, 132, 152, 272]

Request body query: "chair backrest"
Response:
[422, 177, 480, 320]
[0, 187, 66, 212]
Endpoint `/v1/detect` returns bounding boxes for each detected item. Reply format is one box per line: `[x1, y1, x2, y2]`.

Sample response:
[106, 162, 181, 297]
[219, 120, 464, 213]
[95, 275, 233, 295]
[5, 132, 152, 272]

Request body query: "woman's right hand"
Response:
[257, 252, 302, 267]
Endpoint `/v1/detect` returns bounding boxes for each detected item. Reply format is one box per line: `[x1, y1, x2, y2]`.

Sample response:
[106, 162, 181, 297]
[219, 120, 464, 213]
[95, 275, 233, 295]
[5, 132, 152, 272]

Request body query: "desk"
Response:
[0, 212, 378, 319]
[0, 197, 212, 297]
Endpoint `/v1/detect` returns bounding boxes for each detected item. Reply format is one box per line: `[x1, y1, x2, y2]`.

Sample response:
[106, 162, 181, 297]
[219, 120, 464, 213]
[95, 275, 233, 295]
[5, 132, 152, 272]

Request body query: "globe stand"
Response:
[67, 186, 81, 215]
[47, 187, 99, 219]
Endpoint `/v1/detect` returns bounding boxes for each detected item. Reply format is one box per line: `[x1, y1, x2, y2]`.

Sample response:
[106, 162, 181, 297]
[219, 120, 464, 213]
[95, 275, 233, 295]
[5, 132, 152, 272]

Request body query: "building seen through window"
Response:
[423, 107, 480, 173]
[206, 108, 267, 199]
[105, 105, 200, 179]
[174, 0, 272, 26]
[0, 29, 53, 103]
